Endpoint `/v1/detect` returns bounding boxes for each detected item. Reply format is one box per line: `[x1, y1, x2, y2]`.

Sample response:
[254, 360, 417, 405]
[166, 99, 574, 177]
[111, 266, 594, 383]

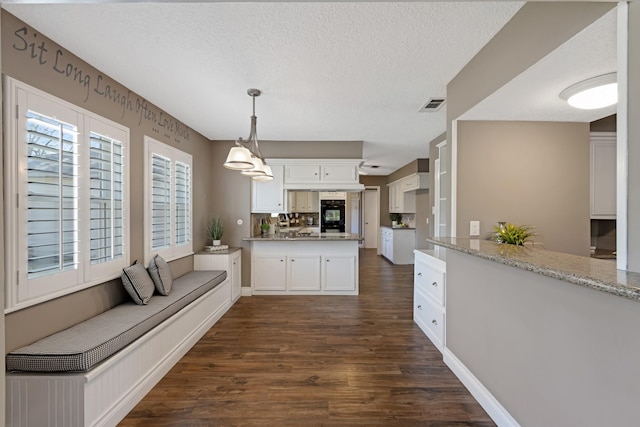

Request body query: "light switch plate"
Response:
[470, 220, 480, 236]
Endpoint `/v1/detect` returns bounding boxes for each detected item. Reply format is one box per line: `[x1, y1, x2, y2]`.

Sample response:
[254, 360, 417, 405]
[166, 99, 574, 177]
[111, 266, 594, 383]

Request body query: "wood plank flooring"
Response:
[119, 249, 495, 426]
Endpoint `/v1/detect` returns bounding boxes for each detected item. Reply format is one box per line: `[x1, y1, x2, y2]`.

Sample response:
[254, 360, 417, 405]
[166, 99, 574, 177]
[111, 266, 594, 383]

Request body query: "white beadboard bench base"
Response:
[6, 278, 232, 427]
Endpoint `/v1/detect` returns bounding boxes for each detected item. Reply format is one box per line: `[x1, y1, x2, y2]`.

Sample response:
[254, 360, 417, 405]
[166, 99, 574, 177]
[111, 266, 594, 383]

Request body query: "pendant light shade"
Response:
[223, 145, 253, 170]
[252, 164, 274, 181]
[223, 88, 274, 181]
[241, 156, 267, 177]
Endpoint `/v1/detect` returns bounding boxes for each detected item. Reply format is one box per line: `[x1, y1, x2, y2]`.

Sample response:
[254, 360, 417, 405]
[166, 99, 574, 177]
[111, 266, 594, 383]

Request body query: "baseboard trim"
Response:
[241, 286, 252, 296]
[443, 348, 521, 427]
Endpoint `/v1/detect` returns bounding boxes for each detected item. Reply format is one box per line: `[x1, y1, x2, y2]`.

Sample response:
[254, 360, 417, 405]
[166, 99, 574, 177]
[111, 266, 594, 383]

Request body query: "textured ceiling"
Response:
[2, 1, 616, 175]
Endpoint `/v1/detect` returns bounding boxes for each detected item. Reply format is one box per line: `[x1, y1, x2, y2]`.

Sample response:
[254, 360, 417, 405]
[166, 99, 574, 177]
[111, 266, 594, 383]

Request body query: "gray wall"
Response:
[2, 12, 213, 352]
[439, 2, 615, 240]
[446, 249, 640, 426]
[456, 120, 591, 256]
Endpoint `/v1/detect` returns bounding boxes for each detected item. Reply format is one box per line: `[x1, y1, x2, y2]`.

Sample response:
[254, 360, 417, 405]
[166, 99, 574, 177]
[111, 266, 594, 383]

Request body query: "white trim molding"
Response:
[443, 348, 521, 427]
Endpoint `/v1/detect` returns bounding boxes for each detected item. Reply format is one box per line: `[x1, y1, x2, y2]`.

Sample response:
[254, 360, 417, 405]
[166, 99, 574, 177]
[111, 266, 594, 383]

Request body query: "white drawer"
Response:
[413, 289, 445, 351]
[414, 260, 445, 305]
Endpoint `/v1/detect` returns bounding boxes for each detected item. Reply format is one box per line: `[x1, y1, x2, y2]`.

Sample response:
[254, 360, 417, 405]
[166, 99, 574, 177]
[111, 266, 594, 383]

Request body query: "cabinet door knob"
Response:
[417, 272, 422, 276]
[326, 259, 331, 262]
[432, 282, 438, 287]
[280, 259, 284, 262]
[432, 319, 438, 325]
[417, 305, 422, 310]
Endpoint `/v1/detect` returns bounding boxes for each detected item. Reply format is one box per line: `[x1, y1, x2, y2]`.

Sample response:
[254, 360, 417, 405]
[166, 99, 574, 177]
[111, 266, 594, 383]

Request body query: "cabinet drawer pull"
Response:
[417, 305, 422, 310]
[432, 319, 438, 325]
[417, 272, 422, 277]
[291, 259, 295, 262]
[432, 281, 438, 287]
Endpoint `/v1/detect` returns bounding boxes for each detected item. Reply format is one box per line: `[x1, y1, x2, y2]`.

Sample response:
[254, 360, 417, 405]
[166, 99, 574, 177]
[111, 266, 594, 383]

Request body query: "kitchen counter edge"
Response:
[426, 237, 640, 302]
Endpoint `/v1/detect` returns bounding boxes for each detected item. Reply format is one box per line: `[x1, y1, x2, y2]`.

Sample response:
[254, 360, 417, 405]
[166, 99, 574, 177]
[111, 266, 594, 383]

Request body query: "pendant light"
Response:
[223, 89, 273, 181]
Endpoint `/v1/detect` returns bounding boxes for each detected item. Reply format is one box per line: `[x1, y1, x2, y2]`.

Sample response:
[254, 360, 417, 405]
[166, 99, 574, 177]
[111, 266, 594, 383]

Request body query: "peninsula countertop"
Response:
[426, 237, 640, 302]
[244, 232, 363, 242]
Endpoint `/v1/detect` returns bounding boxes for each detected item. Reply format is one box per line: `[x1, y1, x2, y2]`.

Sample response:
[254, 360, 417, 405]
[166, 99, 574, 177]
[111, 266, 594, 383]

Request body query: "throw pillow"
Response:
[121, 261, 155, 305]
[148, 254, 173, 295]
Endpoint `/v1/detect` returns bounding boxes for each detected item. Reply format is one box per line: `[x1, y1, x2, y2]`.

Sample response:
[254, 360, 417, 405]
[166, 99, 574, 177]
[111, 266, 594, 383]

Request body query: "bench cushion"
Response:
[6, 270, 227, 373]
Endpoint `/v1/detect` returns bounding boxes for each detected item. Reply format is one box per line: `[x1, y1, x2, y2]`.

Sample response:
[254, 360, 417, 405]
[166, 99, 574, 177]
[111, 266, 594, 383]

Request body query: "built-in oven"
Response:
[320, 200, 346, 233]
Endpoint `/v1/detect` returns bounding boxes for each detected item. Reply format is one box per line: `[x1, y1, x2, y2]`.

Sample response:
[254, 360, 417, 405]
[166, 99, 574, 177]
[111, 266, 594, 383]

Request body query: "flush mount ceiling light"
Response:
[559, 73, 617, 110]
[223, 88, 273, 181]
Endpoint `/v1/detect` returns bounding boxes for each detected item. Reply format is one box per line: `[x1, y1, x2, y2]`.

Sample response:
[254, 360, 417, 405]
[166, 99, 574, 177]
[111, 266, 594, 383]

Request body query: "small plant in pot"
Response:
[206, 215, 223, 245]
[260, 222, 270, 235]
[491, 222, 534, 246]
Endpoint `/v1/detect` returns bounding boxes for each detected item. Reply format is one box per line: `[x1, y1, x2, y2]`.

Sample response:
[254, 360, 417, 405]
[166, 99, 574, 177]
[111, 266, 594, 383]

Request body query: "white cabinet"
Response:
[322, 255, 356, 291]
[288, 255, 321, 290]
[413, 249, 446, 353]
[387, 173, 428, 213]
[251, 164, 286, 213]
[194, 248, 242, 303]
[321, 164, 358, 183]
[251, 241, 359, 295]
[380, 226, 415, 264]
[590, 133, 616, 219]
[280, 159, 363, 190]
[253, 254, 287, 291]
[288, 191, 319, 213]
[286, 164, 321, 183]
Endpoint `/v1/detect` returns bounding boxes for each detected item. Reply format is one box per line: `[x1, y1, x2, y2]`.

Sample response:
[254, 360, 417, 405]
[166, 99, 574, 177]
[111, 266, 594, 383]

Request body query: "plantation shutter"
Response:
[151, 153, 172, 250]
[26, 111, 79, 279]
[89, 132, 124, 264]
[175, 161, 191, 246]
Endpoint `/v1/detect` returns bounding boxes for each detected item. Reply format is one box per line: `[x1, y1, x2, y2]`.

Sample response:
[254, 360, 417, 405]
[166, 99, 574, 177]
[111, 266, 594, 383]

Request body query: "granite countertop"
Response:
[426, 237, 640, 302]
[195, 246, 241, 255]
[244, 232, 363, 242]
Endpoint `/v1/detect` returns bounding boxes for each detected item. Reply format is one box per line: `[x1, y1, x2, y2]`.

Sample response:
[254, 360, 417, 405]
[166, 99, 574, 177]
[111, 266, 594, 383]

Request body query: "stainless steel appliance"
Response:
[321, 200, 346, 233]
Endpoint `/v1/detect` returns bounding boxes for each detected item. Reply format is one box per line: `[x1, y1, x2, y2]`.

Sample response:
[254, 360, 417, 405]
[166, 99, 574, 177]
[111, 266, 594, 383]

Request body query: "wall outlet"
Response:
[470, 220, 480, 236]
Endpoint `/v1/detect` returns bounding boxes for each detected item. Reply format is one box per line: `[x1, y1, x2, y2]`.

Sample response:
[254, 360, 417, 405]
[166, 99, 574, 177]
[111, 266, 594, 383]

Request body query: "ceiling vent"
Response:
[419, 98, 446, 112]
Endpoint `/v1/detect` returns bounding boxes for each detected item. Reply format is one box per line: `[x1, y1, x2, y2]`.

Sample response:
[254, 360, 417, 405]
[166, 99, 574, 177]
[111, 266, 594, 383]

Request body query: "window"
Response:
[4, 77, 130, 311]
[144, 137, 192, 262]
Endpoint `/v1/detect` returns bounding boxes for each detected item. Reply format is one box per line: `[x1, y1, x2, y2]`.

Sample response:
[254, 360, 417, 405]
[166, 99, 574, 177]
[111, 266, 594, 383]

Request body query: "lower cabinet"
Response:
[413, 249, 446, 352]
[194, 248, 242, 303]
[251, 241, 359, 294]
[380, 227, 415, 264]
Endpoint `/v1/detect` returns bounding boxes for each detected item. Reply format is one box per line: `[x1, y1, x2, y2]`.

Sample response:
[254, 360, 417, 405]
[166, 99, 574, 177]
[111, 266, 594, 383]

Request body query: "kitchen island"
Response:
[426, 237, 640, 427]
[243, 232, 363, 295]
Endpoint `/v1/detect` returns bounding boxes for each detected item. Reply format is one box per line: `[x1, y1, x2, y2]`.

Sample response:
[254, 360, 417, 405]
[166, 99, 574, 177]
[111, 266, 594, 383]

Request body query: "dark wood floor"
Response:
[119, 249, 495, 426]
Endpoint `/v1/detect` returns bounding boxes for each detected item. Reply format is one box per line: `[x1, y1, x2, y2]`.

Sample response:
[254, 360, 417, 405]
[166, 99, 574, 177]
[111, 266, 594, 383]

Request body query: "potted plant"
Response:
[260, 222, 270, 235]
[390, 213, 402, 227]
[491, 222, 534, 246]
[206, 215, 223, 245]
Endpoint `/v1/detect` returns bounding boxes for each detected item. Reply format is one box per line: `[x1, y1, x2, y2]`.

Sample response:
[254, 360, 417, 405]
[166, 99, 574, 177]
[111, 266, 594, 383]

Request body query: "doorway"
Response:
[363, 188, 379, 249]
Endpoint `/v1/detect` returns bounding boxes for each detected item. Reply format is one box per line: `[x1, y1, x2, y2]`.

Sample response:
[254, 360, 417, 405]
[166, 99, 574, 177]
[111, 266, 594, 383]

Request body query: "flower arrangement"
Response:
[492, 222, 534, 246]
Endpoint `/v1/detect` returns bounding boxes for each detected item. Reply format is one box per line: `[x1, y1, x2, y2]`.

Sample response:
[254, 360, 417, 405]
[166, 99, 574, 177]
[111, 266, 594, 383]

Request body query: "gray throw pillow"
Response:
[148, 254, 173, 295]
[121, 261, 155, 305]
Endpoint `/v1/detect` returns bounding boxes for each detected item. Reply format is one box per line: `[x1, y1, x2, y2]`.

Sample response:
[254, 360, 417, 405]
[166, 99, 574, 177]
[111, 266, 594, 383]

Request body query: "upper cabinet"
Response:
[590, 133, 616, 219]
[280, 159, 364, 191]
[388, 173, 428, 213]
[289, 191, 320, 213]
[251, 164, 286, 213]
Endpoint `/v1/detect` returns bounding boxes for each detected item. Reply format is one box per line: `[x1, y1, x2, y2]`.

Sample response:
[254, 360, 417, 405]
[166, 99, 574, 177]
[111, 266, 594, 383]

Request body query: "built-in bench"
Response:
[6, 269, 231, 427]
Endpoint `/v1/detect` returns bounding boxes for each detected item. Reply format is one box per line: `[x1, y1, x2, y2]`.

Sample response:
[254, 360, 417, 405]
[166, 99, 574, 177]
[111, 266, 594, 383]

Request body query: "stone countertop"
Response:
[244, 232, 363, 242]
[426, 237, 640, 302]
[195, 247, 241, 255]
